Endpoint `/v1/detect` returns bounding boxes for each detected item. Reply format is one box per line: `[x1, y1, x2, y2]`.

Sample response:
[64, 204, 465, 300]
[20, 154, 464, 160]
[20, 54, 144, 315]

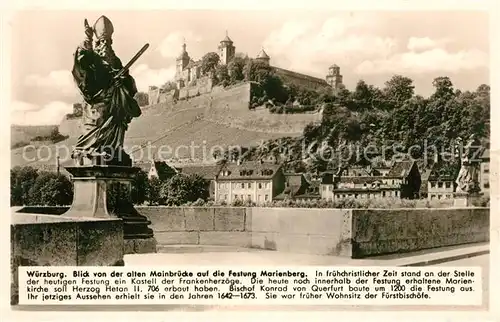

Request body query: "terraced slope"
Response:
[11, 91, 306, 169]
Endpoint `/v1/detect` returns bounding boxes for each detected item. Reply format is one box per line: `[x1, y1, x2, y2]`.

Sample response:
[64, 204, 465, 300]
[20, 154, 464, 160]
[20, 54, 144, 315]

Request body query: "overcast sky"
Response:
[10, 10, 489, 125]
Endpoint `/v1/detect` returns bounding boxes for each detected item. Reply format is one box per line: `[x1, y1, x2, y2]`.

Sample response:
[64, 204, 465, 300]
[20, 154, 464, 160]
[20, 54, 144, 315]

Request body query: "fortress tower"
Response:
[255, 48, 270, 65]
[326, 64, 343, 93]
[175, 42, 190, 87]
[218, 31, 235, 65]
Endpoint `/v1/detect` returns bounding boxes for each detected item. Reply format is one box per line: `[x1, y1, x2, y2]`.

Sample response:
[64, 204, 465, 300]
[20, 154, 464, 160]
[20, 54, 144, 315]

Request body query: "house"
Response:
[386, 160, 421, 199]
[319, 160, 421, 201]
[176, 164, 222, 200]
[427, 163, 456, 201]
[274, 173, 307, 201]
[214, 161, 285, 204]
[480, 148, 490, 195]
[274, 173, 321, 201]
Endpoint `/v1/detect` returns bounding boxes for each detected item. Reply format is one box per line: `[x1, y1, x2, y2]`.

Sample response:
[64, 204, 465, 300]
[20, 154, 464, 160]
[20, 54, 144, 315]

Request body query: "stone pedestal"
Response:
[62, 165, 156, 254]
[453, 192, 473, 207]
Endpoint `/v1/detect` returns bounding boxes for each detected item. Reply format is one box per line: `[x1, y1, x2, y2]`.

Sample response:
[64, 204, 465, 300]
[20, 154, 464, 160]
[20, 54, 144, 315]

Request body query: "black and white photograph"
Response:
[5, 3, 495, 319]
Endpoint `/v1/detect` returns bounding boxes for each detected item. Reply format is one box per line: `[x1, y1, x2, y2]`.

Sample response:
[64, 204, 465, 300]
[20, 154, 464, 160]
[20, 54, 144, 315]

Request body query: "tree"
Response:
[201, 52, 220, 76]
[161, 81, 177, 91]
[431, 76, 454, 101]
[160, 174, 209, 206]
[131, 170, 148, 205]
[215, 64, 230, 86]
[27, 171, 73, 206]
[134, 92, 149, 107]
[11, 166, 39, 206]
[147, 177, 163, 205]
[227, 56, 247, 83]
[243, 59, 272, 83]
[383, 75, 415, 109]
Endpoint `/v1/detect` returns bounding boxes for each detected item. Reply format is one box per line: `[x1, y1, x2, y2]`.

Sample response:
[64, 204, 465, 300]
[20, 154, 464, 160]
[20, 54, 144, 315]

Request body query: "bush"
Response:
[27, 171, 73, 206]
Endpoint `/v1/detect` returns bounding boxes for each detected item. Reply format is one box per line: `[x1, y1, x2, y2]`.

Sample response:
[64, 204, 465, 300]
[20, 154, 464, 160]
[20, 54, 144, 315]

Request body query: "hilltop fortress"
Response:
[147, 32, 344, 105]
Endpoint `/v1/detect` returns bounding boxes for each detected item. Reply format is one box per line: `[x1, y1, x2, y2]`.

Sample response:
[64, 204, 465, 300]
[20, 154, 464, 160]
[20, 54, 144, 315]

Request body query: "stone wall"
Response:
[10, 213, 124, 304]
[136, 206, 490, 258]
[178, 76, 213, 100]
[14, 206, 490, 259]
[272, 66, 330, 91]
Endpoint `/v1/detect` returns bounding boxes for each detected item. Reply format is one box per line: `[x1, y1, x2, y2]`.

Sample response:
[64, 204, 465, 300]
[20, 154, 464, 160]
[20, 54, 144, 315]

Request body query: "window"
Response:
[484, 182, 490, 189]
[241, 183, 245, 189]
[234, 195, 238, 199]
[224, 194, 228, 200]
[247, 195, 251, 200]
[382, 191, 386, 197]
[248, 183, 252, 189]
[265, 194, 269, 201]
[484, 169, 489, 173]
[431, 182, 436, 188]
[258, 183, 262, 189]
[322, 186, 326, 191]
[438, 195, 442, 200]
[395, 191, 399, 197]
[445, 182, 451, 188]
[240, 195, 244, 199]
[438, 182, 443, 188]
[329, 186, 333, 191]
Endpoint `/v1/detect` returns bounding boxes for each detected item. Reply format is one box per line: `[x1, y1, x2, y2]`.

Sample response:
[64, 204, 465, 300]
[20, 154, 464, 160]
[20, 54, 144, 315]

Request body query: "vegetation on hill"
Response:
[225, 75, 490, 174]
[11, 126, 68, 149]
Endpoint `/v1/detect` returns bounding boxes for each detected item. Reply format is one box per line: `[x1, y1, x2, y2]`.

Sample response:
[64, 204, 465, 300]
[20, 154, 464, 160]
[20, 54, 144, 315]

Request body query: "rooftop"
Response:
[216, 161, 282, 180]
[387, 160, 416, 177]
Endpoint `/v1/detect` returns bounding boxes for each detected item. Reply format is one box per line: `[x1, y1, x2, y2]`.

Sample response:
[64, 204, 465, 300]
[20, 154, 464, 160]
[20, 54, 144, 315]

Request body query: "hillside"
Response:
[11, 125, 58, 148]
[11, 82, 315, 169]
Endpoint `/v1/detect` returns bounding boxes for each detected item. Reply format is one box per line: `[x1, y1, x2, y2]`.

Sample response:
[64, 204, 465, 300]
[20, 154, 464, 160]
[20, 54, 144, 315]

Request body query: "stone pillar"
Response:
[62, 165, 157, 254]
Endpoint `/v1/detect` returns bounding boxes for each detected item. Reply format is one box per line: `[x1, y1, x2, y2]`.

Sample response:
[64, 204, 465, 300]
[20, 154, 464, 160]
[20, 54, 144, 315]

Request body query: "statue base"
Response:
[62, 165, 156, 254]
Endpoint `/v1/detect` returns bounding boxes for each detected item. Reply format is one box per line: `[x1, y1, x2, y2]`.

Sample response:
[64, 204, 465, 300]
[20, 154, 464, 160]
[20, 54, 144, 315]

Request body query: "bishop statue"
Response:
[71, 15, 147, 166]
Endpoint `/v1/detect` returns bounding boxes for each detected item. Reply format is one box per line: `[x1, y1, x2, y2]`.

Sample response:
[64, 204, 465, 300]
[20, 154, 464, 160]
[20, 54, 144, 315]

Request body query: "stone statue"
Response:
[455, 134, 481, 194]
[71, 16, 147, 166]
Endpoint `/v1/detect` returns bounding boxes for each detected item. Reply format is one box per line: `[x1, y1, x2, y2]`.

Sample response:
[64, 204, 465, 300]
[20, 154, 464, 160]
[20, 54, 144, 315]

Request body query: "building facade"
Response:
[480, 148, 490, 195]
[427, 163, 455, 201]
[214, 161, 285, 204]
[320, 160, 421, 201]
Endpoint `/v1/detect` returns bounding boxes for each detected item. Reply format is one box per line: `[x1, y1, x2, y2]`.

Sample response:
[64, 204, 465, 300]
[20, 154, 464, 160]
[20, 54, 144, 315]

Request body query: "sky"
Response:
[10, 10, 489, 125]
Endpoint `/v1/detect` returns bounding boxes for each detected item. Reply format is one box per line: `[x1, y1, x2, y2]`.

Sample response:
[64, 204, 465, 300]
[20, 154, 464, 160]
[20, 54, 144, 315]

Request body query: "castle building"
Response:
[173, 31, 344, 92]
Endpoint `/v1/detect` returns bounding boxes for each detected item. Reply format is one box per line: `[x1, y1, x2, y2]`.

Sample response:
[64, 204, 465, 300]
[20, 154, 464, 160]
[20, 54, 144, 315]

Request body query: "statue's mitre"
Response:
[93, 15, 114, 40]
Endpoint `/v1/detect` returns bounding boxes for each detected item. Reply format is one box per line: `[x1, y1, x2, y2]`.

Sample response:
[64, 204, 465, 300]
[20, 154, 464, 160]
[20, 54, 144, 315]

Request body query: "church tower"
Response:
[218, 31, 235, 65]
[175, 42, 190, 88]
[326, 64, 343, 93]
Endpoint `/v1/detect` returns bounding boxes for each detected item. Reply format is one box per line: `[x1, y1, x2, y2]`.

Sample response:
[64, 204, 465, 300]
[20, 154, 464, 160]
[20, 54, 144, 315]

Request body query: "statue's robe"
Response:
[71, 45, 141, 158]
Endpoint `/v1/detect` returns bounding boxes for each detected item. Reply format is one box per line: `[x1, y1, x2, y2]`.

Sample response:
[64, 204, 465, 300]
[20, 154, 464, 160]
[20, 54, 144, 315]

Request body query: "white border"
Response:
[1, 1, 498, 321]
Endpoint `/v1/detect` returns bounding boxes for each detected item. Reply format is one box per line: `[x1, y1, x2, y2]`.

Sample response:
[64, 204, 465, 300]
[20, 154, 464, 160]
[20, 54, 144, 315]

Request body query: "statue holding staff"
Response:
[455, 134, 481, 194]
[71, 15, 148, 166]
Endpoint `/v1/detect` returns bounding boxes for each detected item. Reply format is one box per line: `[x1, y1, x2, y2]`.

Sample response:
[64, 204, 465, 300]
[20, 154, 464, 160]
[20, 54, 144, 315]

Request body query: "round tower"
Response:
[255, 48, 270, 65]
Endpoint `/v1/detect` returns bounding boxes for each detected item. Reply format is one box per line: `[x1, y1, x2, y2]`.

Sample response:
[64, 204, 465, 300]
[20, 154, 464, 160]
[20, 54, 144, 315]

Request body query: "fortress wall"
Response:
[178, 77, 213, 100]
[58, 117, 82, 139]
[273, 66, 330, 91]
[148, 88, 161, 105]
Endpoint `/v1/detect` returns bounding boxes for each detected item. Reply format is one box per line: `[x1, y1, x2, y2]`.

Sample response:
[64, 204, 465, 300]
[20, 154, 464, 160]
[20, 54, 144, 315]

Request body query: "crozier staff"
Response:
[71, 15, 143, 163]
